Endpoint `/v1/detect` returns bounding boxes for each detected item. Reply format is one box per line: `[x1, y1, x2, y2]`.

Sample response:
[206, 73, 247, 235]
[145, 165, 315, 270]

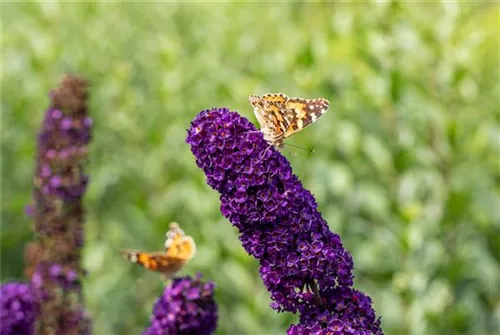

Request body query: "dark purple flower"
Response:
[143, 275, 218, 335]
[0, 282, 38, 335]
[186, 108, 382, 333]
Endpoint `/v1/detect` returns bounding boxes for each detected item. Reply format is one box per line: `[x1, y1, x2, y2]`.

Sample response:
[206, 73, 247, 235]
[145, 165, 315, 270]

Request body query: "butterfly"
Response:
[248, 93, 330, 148]
[121, 222, 196, 279]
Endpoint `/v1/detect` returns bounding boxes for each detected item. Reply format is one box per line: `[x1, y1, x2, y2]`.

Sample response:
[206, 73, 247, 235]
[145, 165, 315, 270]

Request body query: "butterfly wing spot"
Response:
[262, 93, 288, 104]
[129, 252, 137, 262]
[296, 118, 303, 129]
[249, 95, 258, 106]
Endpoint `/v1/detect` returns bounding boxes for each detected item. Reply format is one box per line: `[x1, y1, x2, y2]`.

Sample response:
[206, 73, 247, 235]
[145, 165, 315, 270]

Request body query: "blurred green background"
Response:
[2, 2, 499, 335]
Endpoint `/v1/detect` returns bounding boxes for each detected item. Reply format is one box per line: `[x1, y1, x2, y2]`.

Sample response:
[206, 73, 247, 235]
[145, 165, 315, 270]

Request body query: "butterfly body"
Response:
[249, 93, 330, 148]
[121, 222, 196, 279]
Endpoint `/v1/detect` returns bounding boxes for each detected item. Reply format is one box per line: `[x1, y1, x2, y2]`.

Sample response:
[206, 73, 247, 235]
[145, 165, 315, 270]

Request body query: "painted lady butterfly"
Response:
[121, 222, 196, 279]
[249, 93, 330, 148]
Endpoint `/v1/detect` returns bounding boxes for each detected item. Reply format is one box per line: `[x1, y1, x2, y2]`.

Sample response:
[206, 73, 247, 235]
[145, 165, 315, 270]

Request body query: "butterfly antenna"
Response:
[283, 143, 315, 154]
[120, 250, 129, 259]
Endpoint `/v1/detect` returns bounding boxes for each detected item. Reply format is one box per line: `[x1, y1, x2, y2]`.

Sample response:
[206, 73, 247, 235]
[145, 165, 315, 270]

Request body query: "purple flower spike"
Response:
[28, 74, 92, 334]
[143, 275, 218, 335]
[0, 282, 38, 335]
[186, 108, 383, 333]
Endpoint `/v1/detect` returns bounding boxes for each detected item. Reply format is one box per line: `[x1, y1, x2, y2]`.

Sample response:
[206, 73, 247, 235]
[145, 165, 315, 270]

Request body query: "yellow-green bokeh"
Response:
[2, 2, 499, 335]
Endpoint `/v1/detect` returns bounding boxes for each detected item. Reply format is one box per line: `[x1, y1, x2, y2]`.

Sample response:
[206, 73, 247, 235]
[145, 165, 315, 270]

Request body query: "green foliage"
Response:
[2, 2, 499, 335]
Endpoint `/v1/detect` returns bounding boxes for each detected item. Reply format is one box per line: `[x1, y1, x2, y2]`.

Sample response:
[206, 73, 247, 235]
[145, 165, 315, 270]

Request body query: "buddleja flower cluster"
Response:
[26, 74, 91, 335]
[143, 275, 218, 335]
[0, 283, 37, 335]
[186, 108, 382, 334]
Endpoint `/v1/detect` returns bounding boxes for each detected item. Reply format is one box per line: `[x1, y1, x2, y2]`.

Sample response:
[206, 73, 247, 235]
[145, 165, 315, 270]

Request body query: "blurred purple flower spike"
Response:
[29, 74, 92, 335]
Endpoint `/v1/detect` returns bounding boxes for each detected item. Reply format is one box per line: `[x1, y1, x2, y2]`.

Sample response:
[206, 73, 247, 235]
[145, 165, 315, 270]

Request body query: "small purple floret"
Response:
[65, 269, 78, 283]
[49, 264, 63, 277]
[24, 205, 35, 218]
[83, 117, 93, 128]
[51, 109, 63, 119]
[60, 117, 73, 130]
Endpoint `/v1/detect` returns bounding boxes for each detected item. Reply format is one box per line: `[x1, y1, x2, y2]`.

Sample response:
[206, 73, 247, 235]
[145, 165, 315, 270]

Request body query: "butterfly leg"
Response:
[306, 279, 324, 307]
[259, 142, 274, 160]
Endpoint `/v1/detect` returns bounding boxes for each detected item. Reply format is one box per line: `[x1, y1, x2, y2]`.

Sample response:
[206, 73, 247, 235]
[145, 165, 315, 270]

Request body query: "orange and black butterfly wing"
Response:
[258, 93, 291, 141]
[121, 250, 185, 273]
[282, 97, 330, 138]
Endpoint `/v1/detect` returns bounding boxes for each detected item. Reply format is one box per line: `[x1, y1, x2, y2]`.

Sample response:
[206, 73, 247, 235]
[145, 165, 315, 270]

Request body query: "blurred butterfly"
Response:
[121, 222, 196, 279]
[249, 93, 330, 148]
